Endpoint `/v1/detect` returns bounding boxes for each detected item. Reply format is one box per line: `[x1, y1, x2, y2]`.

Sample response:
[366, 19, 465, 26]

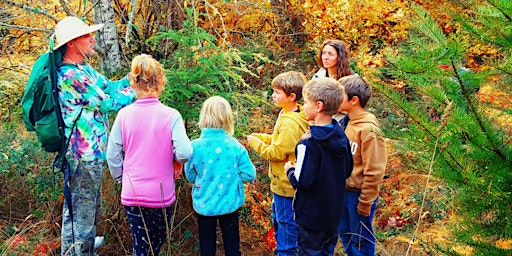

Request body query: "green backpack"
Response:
[21, 38, 65, 153]
[21, 39, 80, 232]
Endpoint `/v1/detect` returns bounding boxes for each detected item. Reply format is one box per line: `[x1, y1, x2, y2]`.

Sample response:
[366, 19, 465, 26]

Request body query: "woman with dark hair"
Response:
[313, 39, 354, 129]
[313, 39, 353, 80]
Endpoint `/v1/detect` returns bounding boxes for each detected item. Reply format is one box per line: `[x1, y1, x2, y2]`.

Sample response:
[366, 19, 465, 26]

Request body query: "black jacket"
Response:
[287, 120, 353, 232]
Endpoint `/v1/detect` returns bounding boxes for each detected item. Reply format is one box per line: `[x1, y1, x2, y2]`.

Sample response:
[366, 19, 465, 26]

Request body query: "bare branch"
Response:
[59, 0, 73, 16]
[0, 22, 52, 33]
[203, 0, 228, 46]
[125, 0, 138, 46]
[3, 0, 59, 22]
[84, 0, 102, 16]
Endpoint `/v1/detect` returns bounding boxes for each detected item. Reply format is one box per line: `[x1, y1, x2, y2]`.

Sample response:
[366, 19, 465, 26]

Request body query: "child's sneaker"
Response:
[94, 236, 104, 250]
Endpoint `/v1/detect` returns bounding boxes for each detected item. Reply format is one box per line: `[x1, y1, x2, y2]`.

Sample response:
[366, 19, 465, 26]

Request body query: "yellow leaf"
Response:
[496, 238, 512, 250]
[395, 235, 417, 245]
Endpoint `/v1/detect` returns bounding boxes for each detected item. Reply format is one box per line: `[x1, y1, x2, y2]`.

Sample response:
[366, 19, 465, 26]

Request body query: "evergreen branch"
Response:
[436, 149, 491, 197]
[384, 39, 451, 75]
[410, 2, 446, 45]
[480, 17, 512, 47]
[437, 152, 466, 183]
[451, 61, 508, 161]
[406, 138, 438, 255]
[372, 80, 466, 172]
[495, 63, 512, 76]
[485, 0, 512, 22]
[2, 0, 59, 22]
[463, 2, 512, 48]
[384, 55, 445, 75]
[384, 59, 427, 74]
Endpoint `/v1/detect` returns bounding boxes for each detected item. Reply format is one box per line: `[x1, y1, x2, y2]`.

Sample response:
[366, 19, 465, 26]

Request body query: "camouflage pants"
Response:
[61, 160, 103, 256]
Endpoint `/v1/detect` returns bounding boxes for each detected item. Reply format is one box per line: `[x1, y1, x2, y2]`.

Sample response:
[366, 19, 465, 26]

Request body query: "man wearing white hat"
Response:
[54, 16, 135, 256]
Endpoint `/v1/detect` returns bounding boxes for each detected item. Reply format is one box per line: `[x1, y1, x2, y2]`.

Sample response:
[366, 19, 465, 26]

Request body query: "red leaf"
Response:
[33, 244, 49, 255]
[264, 227, 276, 251]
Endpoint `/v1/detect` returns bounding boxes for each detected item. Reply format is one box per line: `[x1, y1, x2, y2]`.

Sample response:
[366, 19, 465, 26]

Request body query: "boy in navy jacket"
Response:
[285, 77, 353, 255]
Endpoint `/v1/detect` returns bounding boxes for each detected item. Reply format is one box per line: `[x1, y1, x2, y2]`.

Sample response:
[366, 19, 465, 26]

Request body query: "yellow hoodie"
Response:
[345, 111, 387, 216]
[248, 105, 310, 197]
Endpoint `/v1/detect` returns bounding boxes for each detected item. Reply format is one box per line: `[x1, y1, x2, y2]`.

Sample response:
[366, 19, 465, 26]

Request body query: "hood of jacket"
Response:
[278, 105, 311, 133]
[309, 119, 348, 155]
[348, 111, 380, 127]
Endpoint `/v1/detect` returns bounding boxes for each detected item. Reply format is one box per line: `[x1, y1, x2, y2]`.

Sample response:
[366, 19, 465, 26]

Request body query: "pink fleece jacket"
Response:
[107, 98, 192, 208]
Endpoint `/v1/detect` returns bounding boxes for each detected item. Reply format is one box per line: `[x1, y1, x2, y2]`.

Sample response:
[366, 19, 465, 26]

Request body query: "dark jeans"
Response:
[124, 205, 173, 256]
[297, 225, 337, 256]
[197, 210, 241, 256]
[338, 191, 377, 256]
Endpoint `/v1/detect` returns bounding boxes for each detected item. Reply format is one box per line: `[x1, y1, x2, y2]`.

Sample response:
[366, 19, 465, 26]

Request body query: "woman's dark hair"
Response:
[316, 39, 352, 80]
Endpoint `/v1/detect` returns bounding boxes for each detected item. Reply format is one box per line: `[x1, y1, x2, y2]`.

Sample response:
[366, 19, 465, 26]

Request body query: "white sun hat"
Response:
[54, 16, 104, 49]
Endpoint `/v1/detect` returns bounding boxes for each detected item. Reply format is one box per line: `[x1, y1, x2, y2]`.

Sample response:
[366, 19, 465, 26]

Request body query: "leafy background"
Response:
[0, 0, 511, 255]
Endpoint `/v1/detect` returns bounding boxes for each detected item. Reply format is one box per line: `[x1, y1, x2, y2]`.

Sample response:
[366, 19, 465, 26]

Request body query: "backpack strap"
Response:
[52, 107, 82, 247]
[57, 109, 83, 196]
[57, 108, 84, 165]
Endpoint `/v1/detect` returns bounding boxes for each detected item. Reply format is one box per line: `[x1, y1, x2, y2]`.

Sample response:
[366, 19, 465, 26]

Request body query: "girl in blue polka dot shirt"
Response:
[185, 96, 256, 256]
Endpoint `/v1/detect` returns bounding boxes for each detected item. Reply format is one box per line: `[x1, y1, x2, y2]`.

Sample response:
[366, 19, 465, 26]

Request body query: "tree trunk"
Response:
[94, 0, 121, 73]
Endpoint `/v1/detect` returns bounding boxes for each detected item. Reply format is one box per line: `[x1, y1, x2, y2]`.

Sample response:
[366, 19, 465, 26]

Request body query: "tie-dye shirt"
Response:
[57, 63, 135, 162]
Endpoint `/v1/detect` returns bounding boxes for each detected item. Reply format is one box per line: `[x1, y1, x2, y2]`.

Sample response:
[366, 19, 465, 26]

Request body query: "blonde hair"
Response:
[129, 54, 167, 98]
[198, 96, 234, 135]
[271, 71, 306, 101]
[303, 77, 344, 115]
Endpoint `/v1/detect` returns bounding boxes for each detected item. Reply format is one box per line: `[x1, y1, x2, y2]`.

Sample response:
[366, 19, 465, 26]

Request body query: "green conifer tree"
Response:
[371, 1, 511, 254]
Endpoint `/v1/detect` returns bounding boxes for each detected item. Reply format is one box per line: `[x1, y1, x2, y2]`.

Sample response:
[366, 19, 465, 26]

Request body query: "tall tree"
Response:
[94, 0, 122, 73]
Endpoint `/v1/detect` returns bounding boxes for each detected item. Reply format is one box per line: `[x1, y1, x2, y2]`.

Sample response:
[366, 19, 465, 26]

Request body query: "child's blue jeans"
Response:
[338, 191, 378, 256]
[272, 194, 298, 256]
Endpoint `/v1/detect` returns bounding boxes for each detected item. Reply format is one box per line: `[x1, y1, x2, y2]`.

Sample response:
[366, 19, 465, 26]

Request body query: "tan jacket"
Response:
[248, 105, 310, 197]
[345, 111, 387, 215]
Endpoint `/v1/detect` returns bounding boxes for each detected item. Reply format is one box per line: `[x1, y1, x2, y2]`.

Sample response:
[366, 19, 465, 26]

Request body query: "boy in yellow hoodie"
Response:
[337, 75, 387, 256]
[247, 71, 310, 256]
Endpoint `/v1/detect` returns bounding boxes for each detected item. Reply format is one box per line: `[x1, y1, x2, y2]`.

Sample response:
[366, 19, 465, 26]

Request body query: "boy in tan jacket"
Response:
[247, 71, 310, 256]
[337, 75, 387, 256]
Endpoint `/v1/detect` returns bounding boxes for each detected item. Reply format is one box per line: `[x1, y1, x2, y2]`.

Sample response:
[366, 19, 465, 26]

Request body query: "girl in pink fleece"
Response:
[106, 54, 192, 255]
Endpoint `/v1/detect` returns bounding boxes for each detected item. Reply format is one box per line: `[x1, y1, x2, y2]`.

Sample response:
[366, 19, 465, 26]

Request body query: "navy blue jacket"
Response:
[287, 120, 353, 232]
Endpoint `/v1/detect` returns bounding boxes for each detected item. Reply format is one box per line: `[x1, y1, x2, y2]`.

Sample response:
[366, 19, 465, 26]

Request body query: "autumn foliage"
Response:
[1, 0, 511, 255]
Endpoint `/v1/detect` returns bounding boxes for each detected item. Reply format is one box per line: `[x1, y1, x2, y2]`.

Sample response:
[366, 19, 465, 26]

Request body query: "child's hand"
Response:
[247, 135, 255, 143]
[357, 203, 371, 217]
[173, 160, 183, 179]
[284, 161, 295, 172]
